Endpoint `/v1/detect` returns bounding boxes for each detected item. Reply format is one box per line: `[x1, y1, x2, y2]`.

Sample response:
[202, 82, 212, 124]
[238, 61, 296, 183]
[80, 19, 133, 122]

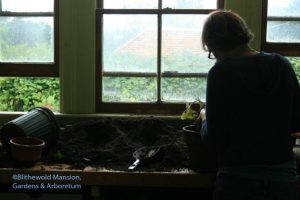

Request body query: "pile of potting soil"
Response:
[48, 117, 190, 171]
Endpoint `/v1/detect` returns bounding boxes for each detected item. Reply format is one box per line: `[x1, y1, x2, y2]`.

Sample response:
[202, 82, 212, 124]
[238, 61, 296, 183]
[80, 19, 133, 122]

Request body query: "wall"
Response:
[225, 0, 262, 51]
[59, 0, 96, 114]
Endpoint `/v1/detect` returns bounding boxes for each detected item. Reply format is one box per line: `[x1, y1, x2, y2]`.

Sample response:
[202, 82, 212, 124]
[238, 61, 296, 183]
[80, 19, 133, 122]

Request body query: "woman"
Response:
[198, 10, 300, 200]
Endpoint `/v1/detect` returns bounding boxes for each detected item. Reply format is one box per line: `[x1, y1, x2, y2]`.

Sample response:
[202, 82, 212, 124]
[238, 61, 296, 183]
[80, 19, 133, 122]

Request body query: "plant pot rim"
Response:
[10, 137, 45, 148]
[182, 124, 201, 134]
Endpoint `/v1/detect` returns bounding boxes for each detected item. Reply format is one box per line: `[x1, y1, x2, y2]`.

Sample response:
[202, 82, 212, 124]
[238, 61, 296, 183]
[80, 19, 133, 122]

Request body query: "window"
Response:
[96, 0, 224, 114]
[262, 0, 300, 56]
[262, 0, 300, 85]
[0, 0, 58, 76]
[0, 0, 59, 112]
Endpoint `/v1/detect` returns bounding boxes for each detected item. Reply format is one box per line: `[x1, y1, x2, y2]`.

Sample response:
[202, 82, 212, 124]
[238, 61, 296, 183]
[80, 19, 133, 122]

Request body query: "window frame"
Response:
[261, 0, 300, 56]
[0, 0, 59, 77]
[96, 0, 224, 115]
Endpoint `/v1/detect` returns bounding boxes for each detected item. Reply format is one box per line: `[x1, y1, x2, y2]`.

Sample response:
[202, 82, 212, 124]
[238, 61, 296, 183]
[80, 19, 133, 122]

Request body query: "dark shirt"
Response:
[203, 52, 300, 167]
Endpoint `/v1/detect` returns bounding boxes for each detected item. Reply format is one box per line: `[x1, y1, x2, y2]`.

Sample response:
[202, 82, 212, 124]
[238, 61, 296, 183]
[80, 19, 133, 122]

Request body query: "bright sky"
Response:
[2, 0, 53, 12]
[269, 0, 292, 8]
[104, 0, 216, 9]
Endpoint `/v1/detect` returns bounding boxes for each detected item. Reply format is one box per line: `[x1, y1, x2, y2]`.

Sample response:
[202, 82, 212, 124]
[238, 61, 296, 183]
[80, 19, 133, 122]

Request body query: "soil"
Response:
[43, 117, 190, 171]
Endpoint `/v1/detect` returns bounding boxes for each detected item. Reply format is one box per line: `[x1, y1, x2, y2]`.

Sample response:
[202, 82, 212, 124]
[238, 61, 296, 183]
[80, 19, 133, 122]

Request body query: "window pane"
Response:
[162, 15, 214, 73]
[268, 0, 300, 17]
[2, 0, 53, 12]
[288, 57, 300, 83]
[267, 21, 300, 43]
[162, 77, 206, 102]
[103, 77, 157, 102]
[163, 0, 217, 9]
[0, 77, 59, 112]
[104, 0, 157, 9]
[103, 15, 157, 73]
[0, 17, 54, 62]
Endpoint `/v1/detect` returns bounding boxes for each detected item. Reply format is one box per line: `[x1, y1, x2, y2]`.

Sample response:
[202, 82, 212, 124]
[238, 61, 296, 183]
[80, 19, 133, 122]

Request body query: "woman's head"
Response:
[202, 10, 254, 53]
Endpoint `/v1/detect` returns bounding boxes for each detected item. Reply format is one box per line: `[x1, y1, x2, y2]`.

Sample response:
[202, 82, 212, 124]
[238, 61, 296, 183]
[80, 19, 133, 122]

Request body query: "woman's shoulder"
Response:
[208, 62, 228, 79]
[260, 51, 290, 64]
[214, 51, 290, 67]
[207, 51, 289, 76]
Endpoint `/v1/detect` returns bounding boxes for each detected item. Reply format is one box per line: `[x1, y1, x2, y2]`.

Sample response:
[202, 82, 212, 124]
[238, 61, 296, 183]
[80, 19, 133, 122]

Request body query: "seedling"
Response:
[50, 150, 65, 160]
[180, 98, 206, 120]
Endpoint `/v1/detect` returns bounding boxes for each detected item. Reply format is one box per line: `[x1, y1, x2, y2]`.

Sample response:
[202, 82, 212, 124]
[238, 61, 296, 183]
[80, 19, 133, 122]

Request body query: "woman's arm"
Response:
[204, 66, 229, 148]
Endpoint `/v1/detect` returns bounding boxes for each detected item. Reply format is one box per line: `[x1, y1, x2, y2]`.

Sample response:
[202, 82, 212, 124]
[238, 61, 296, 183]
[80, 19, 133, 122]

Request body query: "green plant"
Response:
[180, 99, 205, 120]
[50, 150, 65, 160]
[0, 77, 59, 112]
[289, 57, 300, 83]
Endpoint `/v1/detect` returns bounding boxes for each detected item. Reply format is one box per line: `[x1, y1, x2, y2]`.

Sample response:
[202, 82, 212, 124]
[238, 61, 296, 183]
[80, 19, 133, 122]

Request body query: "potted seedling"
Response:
[181, 98, 206, 133]
[180, 99, 217, 172]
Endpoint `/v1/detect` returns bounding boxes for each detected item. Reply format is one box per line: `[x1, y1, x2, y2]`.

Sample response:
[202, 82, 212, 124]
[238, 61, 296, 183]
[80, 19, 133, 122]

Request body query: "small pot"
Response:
[1, 107, 60, 153]
[10, 137, 45, 166]
[182, 125, 217, 172]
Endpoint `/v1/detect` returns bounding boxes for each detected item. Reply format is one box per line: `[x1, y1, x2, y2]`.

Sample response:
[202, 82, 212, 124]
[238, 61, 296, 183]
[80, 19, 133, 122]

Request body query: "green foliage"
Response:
[162, 77, 206, 102]
[180, 99, 206, 120]
[181, 102, 198, 120]
[0, 78, 59, 112]
[50, 150, 65, 160]
[103, 77, 156, 102]
[103, 77, 207, 102]
[289, 57, 300, 83]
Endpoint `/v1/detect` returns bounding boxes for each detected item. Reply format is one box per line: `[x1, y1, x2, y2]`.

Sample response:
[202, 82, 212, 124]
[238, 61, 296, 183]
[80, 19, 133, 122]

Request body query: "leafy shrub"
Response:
[289, 57, 300, 82]
[0, 78, 59, 112]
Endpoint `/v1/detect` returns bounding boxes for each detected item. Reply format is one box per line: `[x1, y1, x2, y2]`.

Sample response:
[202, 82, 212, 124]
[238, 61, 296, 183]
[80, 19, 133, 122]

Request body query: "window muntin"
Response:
[97, 0, 223, 114]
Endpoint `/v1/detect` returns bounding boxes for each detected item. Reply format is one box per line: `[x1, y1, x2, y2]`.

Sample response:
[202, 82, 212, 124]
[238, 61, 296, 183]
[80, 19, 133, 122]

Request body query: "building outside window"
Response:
[97, 0, 224, 114]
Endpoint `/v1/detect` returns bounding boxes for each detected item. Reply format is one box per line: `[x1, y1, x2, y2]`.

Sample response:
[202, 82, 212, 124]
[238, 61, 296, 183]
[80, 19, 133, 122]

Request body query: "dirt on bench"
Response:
[46, 117, 190, 171]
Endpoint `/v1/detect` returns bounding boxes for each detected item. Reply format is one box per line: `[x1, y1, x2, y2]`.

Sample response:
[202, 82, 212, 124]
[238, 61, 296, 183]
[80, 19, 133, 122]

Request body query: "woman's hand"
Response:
[199, 108, 206, 121]
[194, 108, 206, 127]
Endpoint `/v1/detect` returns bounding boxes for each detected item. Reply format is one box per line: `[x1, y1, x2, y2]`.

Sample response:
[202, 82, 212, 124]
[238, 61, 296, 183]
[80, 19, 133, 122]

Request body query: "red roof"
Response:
[116, 28, 206, 57]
